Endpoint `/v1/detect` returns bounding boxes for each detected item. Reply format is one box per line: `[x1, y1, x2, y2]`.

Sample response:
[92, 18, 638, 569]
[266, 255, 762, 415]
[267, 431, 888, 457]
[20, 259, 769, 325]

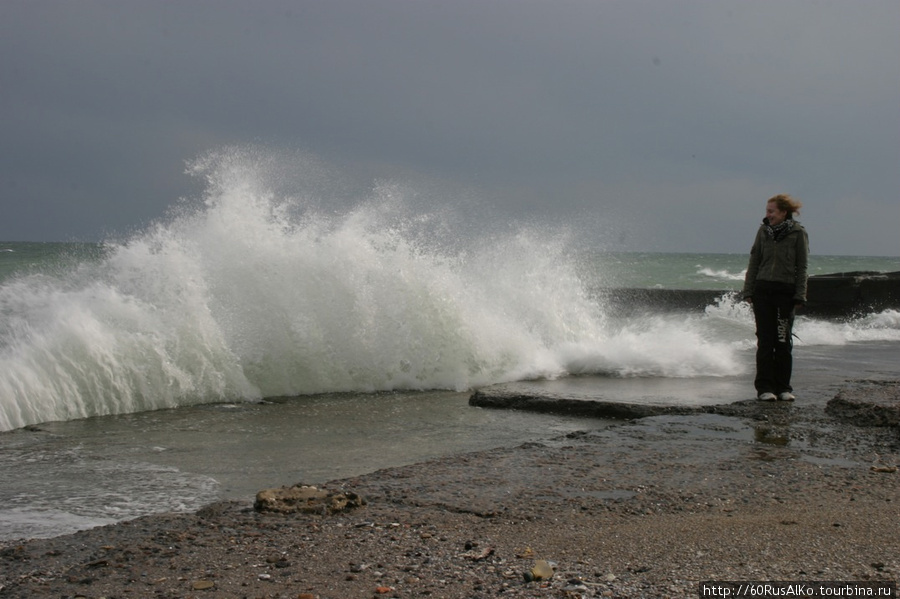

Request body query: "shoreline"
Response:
[2, 382, 898, 598]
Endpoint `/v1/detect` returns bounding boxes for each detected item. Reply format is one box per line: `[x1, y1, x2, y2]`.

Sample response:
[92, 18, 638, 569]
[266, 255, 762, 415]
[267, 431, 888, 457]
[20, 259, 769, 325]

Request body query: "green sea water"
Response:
[3, 241, 897, 289]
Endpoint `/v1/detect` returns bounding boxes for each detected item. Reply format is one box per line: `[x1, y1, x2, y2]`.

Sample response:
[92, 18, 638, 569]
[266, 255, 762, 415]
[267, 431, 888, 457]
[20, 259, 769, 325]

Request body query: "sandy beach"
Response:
[2, 378, 898, 599]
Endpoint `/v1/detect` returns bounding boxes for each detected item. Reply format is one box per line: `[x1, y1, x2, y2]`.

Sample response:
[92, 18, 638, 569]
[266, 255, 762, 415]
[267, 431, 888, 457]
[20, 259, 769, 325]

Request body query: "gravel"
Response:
[2, 390, 898, 598]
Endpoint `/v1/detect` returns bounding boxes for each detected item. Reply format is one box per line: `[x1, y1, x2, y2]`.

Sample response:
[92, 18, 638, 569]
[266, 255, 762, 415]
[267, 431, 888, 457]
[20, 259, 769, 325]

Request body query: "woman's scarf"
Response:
[764, 218, 794, 241]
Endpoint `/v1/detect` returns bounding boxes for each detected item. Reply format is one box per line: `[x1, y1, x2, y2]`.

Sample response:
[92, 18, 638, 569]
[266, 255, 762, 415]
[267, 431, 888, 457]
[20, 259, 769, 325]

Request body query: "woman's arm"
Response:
[794, 228, 809, 305]
[742, 228, 763, 301]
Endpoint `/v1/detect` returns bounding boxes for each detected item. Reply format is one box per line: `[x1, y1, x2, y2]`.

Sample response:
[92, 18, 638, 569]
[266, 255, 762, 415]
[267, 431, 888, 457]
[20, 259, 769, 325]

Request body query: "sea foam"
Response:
[2, 147, 892, 431]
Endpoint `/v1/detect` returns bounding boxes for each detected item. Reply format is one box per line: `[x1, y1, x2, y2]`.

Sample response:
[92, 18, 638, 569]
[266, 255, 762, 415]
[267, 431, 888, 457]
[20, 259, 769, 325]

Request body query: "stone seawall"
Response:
[601, 270, 900, 318]
[804, 270, 900, 317]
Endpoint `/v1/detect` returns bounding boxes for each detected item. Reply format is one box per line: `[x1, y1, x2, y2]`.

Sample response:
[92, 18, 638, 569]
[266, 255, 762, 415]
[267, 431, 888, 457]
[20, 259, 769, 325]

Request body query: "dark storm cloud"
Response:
[1, 1, 898, 254]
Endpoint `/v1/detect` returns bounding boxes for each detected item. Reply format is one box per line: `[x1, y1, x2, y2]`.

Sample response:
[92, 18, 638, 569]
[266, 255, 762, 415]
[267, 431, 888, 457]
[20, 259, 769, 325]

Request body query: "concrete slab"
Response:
[469, 375, 754, 419]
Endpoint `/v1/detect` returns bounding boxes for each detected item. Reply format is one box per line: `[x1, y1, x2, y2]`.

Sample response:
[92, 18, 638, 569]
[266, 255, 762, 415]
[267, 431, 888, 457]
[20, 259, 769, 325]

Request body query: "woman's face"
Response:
[766, 201, 787, 226]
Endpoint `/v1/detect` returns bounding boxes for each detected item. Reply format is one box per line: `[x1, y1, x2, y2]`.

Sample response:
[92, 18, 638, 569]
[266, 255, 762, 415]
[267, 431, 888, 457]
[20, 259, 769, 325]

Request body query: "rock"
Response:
[254, 484, 366, 515]
[524, 559, 555, 582]
[870, 465, 897, 473]
[460, 546, 495, 561]
[191, 579, 215, 590]
[825, 381, 900, 428]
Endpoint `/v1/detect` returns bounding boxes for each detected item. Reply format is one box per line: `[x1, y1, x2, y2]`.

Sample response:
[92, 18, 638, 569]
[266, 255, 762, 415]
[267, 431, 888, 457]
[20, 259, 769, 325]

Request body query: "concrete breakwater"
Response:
[601, 271, 900, 318]
[469, 380, 900, 428]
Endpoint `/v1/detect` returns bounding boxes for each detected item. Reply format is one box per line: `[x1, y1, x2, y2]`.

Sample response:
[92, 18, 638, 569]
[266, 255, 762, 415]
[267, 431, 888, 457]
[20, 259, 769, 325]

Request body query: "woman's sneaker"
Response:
[758, 392, 777, 401]
[778, 392, 795, 401]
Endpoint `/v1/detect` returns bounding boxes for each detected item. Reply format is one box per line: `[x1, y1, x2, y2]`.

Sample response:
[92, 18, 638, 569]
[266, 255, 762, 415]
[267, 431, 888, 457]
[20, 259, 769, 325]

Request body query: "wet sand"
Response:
[2, 376, 898, 598]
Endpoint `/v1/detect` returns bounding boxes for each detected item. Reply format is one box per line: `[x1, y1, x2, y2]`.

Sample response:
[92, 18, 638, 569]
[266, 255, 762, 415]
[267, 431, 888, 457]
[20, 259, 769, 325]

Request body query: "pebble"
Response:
[191, 579, 215, 590]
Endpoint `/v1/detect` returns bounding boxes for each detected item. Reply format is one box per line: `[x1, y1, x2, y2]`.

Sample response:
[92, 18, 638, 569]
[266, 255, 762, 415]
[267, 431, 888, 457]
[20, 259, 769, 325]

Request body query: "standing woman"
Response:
[742, 194, 809, 401]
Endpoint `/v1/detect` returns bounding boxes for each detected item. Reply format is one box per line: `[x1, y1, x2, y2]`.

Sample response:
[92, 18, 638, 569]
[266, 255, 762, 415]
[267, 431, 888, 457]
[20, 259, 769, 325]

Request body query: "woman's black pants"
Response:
[752, 283, 796, 395]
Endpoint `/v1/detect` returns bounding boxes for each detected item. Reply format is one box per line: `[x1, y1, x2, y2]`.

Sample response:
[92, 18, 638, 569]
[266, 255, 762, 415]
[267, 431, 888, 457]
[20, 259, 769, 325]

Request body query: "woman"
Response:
[742, 194, 809, 401]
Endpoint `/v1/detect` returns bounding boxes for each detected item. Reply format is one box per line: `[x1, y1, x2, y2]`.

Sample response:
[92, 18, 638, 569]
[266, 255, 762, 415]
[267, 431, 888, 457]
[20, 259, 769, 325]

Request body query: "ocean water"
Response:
[1, 147, 899, 540]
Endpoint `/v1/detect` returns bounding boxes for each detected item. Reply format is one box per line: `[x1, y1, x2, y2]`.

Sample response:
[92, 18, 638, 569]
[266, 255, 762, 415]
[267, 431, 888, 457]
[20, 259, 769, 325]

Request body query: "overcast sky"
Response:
[2, 1, 898, 256]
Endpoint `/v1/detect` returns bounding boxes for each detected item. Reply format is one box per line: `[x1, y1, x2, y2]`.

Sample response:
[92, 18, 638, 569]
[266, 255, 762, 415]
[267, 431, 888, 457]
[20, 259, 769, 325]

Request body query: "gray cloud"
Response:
[1, 0, 898, 255]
